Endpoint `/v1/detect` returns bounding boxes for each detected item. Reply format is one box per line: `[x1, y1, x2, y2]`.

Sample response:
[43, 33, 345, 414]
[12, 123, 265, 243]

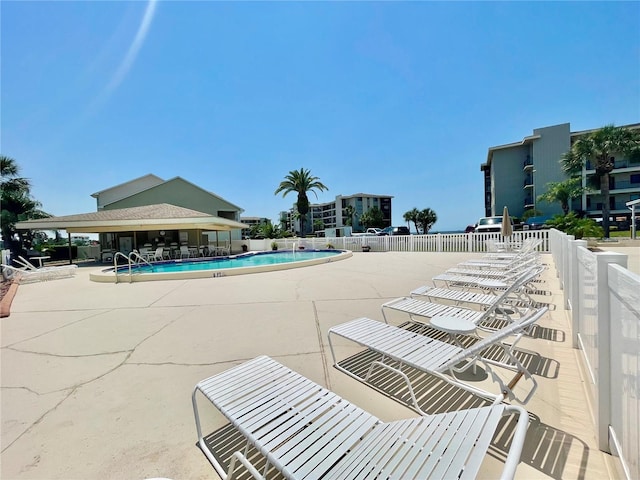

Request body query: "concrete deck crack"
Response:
[1, 388, 75, 454]
[1, 308, 197, 457]
[3, 346, 132, 358]
[2, 309, 114, 348]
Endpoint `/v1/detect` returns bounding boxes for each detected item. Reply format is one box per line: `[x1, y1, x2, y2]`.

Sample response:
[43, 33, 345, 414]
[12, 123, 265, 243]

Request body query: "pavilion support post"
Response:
[67, 232, 73, 265]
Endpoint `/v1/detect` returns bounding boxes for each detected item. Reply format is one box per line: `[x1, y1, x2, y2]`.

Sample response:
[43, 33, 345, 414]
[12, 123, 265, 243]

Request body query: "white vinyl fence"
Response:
[549, 229, 639, 479]
[244, 230, 550, 253]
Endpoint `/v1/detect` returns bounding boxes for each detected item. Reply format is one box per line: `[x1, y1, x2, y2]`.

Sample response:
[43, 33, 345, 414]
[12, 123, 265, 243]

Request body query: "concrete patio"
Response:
[1, 251, 622, 479]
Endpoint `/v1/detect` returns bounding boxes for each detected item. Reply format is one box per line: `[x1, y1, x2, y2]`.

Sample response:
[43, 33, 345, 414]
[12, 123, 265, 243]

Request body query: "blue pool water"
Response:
[122, 250, 343, 274]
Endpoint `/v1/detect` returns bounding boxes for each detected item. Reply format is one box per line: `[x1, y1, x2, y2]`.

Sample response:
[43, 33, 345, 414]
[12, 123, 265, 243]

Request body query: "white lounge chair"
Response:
[483, 237, 543, 258]
[1, 263, 74, 283]
[383, 267, 541, 327]
[13, 256, 78, 280]
[432, 263, 546, 292]
[193, 355, 530, 480]
[450, 254, 541, 273]
[411, 265, 546, 311]
[329, 307, 548, 409]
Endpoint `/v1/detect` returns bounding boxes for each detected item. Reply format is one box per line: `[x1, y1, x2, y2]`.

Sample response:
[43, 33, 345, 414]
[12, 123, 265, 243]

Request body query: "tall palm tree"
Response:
[403, 208, 420, 233]
[417, 208, 437, 234]
[537, 178, 585, 215]
[1, 155, 50, 257]
[561, 125, 640, 237]
[1, 155, 30, 197]
[275, 168, 328, 236]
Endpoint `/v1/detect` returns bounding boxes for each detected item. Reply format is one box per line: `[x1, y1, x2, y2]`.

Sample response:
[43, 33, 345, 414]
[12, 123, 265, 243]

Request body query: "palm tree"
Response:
[561, 125, 640, 237]
[417, 208, 438, 234]
[343, 205, 356, 227]
[537, 178, 585, 215]
[1, 156, 50, 258]
[359, 207, 385, 229]
[403, 208, 420, 233]
[275, 168, 328, 237]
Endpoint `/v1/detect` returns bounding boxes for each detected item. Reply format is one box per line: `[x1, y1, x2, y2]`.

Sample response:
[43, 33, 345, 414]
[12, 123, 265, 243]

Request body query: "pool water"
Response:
[133, 250, 341, 273]
[90, 249, 352, 282]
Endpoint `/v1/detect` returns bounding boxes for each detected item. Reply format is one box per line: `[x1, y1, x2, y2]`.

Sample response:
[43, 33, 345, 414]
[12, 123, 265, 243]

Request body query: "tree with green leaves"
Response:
[521, 208, 544, 222]
[275, 168, 328, 237]
[403, 208, 420, 233]
[359, 206, 385, 229]
[258, 220, 286, 239]
[417, 208, 438, 234]
[313, 219, 325, 233]
[561, 125, 640, 237]
[537, 177, 586, 215]
[343, 205, 356, 227]
[546, 212, 603, 239]
[1, 156, 50, 259]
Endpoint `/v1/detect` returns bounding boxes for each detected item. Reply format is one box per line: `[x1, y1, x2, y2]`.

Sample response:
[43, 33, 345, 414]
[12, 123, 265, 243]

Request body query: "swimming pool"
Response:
[90, 249, 352, 282]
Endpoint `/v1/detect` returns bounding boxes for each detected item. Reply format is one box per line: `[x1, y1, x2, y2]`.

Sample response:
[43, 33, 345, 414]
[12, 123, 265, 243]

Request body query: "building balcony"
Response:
[585, 159, 640, 171]
[523, 155, 533, 170]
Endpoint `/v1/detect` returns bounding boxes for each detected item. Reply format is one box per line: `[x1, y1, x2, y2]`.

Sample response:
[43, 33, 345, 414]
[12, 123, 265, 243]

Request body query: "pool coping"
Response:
[89, 249, 353, 283]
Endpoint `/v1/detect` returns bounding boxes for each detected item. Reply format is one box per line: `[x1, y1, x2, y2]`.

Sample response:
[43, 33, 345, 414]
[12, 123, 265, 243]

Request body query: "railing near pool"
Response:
[113, 250, 154, 284]
[246, 230, 550, 253]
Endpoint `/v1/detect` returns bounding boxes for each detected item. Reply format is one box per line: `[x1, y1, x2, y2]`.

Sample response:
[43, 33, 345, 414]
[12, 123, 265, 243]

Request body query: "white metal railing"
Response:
[113, 251, 154, 284]
[248, 230, 550, 253]
[549, 228, 639, 479]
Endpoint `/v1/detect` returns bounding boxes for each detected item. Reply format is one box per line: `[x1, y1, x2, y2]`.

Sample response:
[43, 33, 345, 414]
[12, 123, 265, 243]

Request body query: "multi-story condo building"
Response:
[282, 193, 393, 235]
[240, 217, 269, 229]
[481, 122, 640, 227]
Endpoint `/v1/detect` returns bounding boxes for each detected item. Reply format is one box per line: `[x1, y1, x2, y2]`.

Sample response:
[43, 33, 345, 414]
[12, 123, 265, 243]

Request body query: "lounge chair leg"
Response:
[365, 360, 426, 415]
[227, 451, 264, 480]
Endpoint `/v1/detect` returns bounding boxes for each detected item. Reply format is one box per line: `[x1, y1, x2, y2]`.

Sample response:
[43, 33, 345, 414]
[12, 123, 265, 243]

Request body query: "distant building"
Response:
[240, 217, 270, 229]
[240, 216, 270, 236]
[481, 122, 640, 226]
[282, 193, 393, 235]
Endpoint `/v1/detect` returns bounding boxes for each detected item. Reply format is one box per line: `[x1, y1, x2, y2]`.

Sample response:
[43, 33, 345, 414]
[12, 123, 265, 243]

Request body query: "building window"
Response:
[630, 173, 640, 184]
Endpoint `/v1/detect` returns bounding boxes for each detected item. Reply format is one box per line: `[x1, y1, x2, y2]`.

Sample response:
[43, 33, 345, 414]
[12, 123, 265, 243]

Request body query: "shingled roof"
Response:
[15, 204, 247, 233]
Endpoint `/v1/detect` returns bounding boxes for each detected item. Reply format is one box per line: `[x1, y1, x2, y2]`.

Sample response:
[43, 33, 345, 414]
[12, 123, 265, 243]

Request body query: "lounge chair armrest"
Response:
[501, 405, 530, 480]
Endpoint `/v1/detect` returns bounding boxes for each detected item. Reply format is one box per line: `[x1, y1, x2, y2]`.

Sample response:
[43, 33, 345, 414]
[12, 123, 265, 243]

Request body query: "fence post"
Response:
[595, 251, 627, 453]
[559, 234, 572, 293]
[570, 240, 587, 347]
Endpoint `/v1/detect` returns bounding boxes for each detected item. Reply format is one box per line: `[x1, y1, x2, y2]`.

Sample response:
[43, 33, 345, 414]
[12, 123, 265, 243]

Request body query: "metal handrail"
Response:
[113, 252, 129, 284]
[129, 250, 153, 268]
[113, 251, 154, 284]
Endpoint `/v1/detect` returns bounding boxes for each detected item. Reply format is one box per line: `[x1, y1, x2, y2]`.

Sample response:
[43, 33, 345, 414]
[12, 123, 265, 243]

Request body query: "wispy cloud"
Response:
[104, 0, 157, 95]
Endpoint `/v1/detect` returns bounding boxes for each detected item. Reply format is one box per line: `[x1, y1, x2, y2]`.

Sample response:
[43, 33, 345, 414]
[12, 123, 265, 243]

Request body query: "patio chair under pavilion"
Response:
[15, 203, 247, 263]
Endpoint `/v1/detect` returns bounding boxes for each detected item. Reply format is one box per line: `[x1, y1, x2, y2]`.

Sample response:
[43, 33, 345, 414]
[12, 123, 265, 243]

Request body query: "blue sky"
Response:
[3, 1, 639, 232]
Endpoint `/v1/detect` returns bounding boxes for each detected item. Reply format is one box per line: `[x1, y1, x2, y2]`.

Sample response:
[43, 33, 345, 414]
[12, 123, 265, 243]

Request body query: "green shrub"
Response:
[546, 213, 604, 239]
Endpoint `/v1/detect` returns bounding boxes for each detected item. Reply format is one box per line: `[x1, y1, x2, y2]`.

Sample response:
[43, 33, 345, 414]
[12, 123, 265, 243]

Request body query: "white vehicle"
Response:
[474, 216, 511, 233]
[366, 228, 382, 235]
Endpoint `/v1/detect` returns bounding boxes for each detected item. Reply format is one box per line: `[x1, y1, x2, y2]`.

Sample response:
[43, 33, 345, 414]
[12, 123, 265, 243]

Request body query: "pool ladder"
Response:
[113, 251, 154, 284]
